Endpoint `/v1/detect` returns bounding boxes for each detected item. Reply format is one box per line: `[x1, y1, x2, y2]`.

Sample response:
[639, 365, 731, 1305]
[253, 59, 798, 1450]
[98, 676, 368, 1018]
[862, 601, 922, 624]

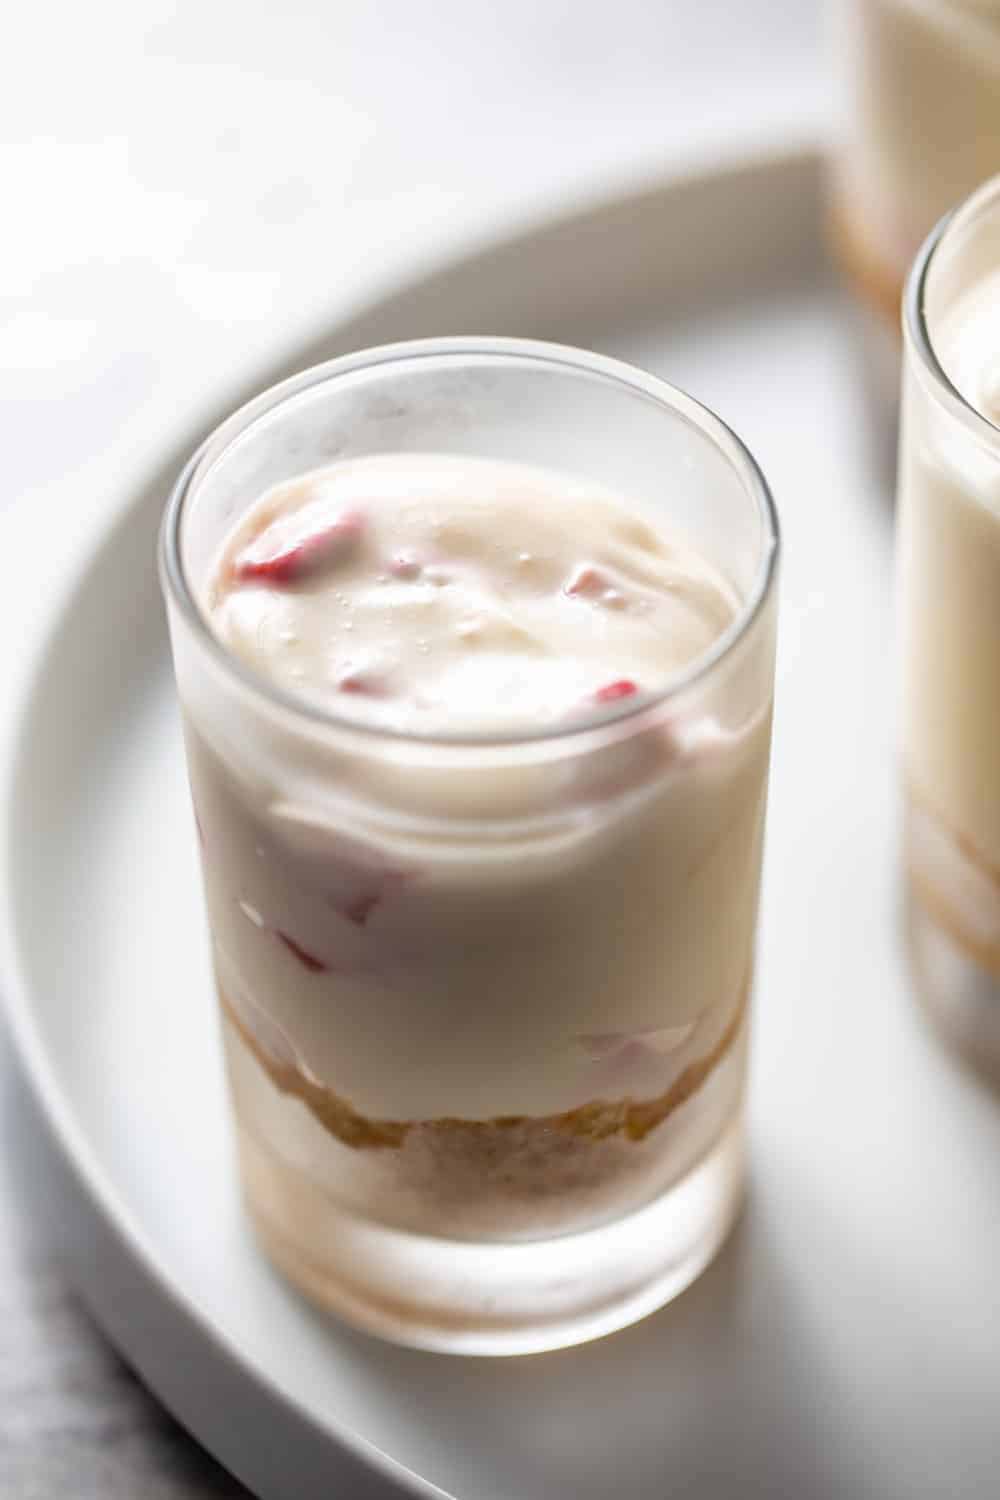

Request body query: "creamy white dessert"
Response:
[901, 269, 1000, 975]
[835, 0, 1000, 323]
[186, 455, 771, 1240]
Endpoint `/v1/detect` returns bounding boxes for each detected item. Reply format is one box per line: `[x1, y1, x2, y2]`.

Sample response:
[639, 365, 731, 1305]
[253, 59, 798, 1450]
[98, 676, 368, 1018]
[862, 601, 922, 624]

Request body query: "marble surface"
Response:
[0, 1, 820, 1492]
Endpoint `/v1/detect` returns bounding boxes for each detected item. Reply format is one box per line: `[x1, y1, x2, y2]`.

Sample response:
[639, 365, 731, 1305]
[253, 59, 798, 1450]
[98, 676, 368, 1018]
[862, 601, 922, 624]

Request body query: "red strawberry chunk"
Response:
[235, 509, 365, 586]
[332, 867, 408, 927]
[342, 889, 383, 927]
[388, 552, 422, 580]
[276, 931, 328, 973]
[594, 679, 638, 703]
[337, 666, 390, 696]
[564, 564, 609, 599]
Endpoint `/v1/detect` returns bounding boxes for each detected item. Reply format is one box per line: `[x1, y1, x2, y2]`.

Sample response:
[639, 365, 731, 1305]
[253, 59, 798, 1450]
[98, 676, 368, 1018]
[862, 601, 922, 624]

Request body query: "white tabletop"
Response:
[0, 2, 821, 1493]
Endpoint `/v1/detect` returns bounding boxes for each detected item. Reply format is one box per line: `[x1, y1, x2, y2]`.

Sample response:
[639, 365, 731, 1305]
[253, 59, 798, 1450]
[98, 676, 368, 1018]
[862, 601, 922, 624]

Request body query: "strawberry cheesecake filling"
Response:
[901, 261, 1000, 977]
[207, 454, 734, 733]
[185, 453, 771, 1235]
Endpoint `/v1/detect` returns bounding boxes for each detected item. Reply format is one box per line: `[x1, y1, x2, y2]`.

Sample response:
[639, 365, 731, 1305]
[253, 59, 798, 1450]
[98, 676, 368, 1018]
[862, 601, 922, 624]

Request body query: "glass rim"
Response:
[908, 0, 1000, 54]
[904, 173, 1000, 453]
[158, 336, 780, 750]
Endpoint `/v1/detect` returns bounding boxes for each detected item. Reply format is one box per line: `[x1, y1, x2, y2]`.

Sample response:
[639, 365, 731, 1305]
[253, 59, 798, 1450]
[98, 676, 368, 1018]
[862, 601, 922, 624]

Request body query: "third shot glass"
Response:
[899, 177, 1000, 1079]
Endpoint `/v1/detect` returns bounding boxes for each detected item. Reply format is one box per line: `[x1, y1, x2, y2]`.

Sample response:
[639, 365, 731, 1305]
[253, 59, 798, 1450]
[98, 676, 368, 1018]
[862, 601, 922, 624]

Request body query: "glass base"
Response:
[907, 890, 1000, 1088]
[237, 1116, 745, 1356]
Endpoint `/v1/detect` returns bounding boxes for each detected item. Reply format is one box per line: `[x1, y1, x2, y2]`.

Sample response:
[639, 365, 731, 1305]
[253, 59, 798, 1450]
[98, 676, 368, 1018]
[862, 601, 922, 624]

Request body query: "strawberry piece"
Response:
[594, 679, 638, 703]
[388, 552, 422, 580]
[565, 564, 633, 611]
[342, 890, 383, 927]
[564, 564, 609, 598]
[332, 867, 408, 927]
[578, 1032, 628, 1060]
[235, 509, 365, 586]
[276, 931, 328, 973]
[337, 666, 389, 696]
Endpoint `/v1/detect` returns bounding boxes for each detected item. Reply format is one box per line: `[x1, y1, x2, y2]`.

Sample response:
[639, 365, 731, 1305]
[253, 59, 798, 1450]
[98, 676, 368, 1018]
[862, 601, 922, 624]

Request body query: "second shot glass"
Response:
[160, 339, 780, 1353]
[899, 179, 1000, 1079]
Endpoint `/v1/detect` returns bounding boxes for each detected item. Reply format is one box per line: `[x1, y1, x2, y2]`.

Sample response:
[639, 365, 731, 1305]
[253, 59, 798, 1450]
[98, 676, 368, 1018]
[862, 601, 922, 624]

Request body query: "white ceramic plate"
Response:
[4, 148, 1000, 1500]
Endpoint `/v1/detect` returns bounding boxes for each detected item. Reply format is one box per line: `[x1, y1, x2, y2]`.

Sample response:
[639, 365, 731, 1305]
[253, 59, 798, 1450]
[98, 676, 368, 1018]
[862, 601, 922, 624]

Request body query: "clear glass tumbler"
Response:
[832, 0, 1000, 330]
[899, 181, 1000, 1081]
[159, 338, 779, 1354]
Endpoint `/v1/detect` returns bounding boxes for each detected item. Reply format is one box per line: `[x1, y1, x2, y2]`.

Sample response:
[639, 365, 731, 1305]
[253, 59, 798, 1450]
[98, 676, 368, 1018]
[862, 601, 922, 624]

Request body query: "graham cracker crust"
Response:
[907, 789, 1000, 979]
[908, 872, 1000, 981]
[220, 983, 747, 1152]
[828, 193, 905, 333]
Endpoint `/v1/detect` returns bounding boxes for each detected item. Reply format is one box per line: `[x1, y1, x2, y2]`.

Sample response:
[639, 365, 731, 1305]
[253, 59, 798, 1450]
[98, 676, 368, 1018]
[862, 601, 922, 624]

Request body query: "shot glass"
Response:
[899, 180, 1000, 1080]
[159, 338, 779, 1354]
[831, 0, 1000, 329]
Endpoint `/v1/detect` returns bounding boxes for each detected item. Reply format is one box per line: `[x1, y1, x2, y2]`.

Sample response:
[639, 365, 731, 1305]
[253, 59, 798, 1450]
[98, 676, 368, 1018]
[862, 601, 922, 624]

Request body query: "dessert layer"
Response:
[206, 454, 738, 734]
[191, 709, 767, 1120]
[935, 266, 1000, 427]
[845, 0, 1000, 275]
[219, 978, 747, 1149]
[187, 452, 770, 1125]
[223, 994, 747, 1239]
[900, 266, 1000, 884]
[906, 788, 1000, 978]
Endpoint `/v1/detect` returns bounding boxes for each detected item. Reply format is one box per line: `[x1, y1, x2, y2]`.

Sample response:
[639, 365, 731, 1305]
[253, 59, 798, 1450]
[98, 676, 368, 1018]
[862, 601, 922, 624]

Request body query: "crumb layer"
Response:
[828, 194, 905, 331]
[907, 788, 1000, 979]
[219, 984, 747, 1150]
